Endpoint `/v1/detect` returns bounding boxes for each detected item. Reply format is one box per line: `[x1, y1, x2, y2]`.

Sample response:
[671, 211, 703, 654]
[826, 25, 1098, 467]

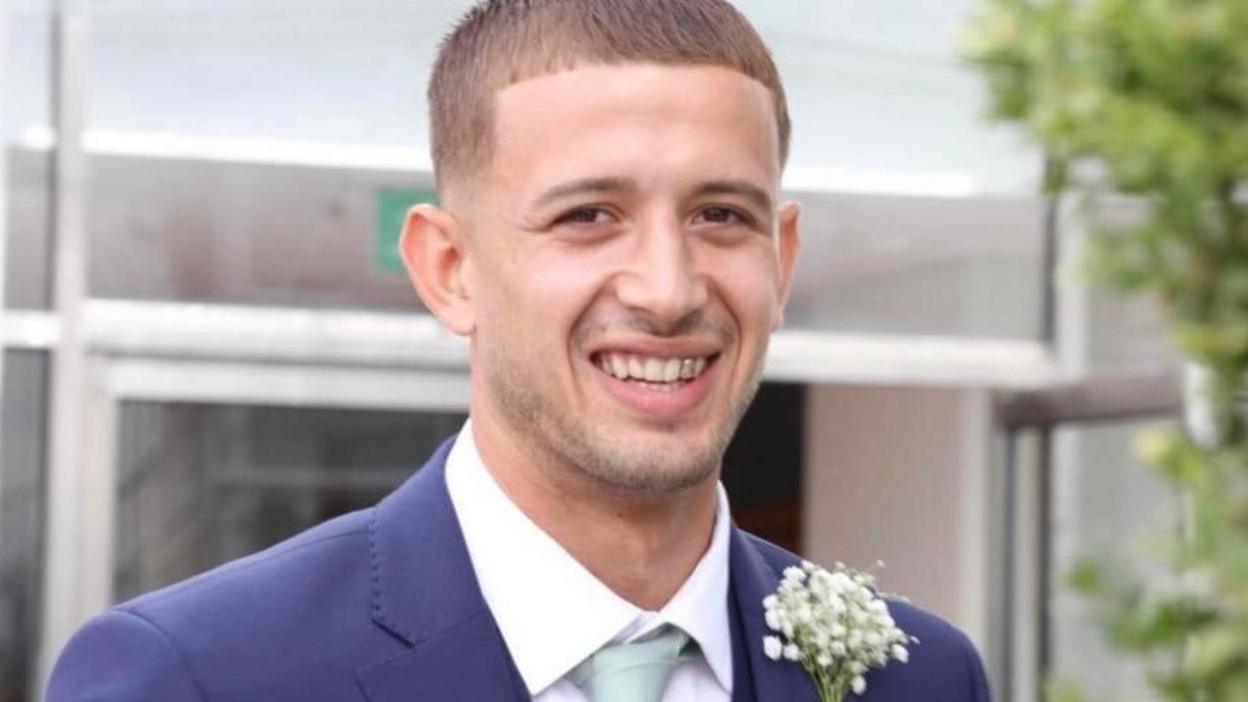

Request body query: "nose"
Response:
[614, 217, 709, 331]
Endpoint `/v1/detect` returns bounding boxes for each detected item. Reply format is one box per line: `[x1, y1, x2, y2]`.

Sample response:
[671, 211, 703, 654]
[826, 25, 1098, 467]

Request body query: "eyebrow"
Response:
[692, 180, 774, 215]
[532, 177, 637, 210]
[529, 176, 774, 214]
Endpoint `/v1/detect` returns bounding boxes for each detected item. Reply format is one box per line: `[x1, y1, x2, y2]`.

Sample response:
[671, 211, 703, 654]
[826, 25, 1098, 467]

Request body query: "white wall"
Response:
[802, 383, 994, 653]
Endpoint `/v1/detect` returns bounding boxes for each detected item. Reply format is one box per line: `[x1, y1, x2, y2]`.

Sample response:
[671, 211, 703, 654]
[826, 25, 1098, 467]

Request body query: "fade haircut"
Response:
[428, 0, 791, 193]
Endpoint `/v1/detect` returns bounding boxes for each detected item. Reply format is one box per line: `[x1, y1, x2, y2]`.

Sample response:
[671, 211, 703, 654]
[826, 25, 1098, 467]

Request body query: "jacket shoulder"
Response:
[46, 609, 207, 702]
[48, 508, 405, 701]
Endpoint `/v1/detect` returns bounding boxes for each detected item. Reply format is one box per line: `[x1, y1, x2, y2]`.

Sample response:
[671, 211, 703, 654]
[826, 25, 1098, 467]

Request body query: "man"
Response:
[47, 1, 991, 700]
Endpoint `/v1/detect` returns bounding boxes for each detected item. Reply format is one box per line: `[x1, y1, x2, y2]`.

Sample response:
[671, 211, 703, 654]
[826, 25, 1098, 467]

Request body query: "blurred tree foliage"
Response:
[963, 0, 1248, 699]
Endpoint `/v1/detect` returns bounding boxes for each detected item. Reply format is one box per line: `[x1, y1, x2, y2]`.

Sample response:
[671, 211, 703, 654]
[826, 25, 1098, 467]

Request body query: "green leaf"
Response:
[1187, 626, 1248, 679]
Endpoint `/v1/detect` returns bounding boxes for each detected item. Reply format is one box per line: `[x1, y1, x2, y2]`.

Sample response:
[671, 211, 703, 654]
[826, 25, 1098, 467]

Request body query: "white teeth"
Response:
[628, 356, 645, 379]
[596, 352, 713, 384]
[662, 358, 681, 383]
[643, 358, 664, 382]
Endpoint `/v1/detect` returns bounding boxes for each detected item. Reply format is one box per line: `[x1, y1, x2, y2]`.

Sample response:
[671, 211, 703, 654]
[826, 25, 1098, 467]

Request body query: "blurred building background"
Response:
[0, 1, 1185, 701]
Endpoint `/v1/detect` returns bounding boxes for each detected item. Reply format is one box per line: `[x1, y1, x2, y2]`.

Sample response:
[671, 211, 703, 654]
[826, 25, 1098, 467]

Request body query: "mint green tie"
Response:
[570, 626, 697, 702]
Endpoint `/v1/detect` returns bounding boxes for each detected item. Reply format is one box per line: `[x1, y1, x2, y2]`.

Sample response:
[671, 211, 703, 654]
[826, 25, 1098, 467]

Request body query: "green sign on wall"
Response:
[376, 188, 439, 272]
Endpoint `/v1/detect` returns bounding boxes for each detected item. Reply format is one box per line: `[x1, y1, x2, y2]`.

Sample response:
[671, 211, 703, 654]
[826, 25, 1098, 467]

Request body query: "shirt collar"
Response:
[445, 419, 733, 696]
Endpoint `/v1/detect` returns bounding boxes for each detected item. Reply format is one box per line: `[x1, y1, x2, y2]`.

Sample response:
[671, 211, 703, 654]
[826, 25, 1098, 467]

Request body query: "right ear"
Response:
[399, 203, 475, 336]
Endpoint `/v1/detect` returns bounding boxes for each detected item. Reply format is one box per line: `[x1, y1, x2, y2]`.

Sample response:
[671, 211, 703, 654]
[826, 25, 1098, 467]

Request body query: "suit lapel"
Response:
[357, 612, 526, 701]
[356, 438, 527, 702]
[356, 439, 820, 701]
[729, 527, 820, 702]
[729, 570, 760, 702]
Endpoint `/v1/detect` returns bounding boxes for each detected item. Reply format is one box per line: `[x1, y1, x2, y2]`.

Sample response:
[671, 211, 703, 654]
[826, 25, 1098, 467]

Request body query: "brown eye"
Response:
[695, 206, 750, 225]
[555, 207, 612, 225]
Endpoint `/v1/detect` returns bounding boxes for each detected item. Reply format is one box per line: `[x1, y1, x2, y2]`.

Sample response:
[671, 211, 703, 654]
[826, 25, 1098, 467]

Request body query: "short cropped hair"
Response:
[428, 0, 791, 193]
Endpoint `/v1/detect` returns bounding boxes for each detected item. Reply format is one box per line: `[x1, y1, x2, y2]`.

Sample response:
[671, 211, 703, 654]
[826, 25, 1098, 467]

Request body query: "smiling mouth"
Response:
[591, 351, 718, 392]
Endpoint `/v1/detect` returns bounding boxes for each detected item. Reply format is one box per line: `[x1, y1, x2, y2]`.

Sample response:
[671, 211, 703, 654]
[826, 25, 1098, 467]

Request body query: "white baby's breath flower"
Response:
[764, 636, 784, 661]
[825, 593, 845, 614]
[760, 560, 913, 701]
[764, 608, 782, 631]
[847, 630, 863, 649]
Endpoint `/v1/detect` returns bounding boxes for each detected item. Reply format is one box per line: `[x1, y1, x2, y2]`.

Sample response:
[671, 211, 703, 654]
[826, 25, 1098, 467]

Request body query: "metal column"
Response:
[37, 0, 98, 687]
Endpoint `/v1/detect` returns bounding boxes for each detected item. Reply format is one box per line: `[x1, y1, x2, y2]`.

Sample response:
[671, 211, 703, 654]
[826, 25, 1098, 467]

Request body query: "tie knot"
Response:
[570, 625, 697, 702]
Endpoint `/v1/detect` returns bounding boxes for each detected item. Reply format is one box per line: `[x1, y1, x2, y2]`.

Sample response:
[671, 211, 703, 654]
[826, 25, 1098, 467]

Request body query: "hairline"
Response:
[439, 58, 789, 203]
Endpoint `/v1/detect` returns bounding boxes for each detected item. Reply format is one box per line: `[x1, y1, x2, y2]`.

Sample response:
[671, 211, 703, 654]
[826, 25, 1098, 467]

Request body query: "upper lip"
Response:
[586, 336, 724, 360]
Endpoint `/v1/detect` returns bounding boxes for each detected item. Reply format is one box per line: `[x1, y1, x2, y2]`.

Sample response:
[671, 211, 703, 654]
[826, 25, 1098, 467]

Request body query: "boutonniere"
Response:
[762, 560, 915, 701]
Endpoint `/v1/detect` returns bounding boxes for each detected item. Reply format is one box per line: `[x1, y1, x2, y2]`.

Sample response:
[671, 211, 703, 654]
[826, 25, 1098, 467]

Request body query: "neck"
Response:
[470, 412, 720, 611]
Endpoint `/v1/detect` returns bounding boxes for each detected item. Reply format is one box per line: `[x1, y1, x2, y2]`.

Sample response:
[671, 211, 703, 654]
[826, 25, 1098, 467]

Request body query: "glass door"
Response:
[112, 401, 466, 600]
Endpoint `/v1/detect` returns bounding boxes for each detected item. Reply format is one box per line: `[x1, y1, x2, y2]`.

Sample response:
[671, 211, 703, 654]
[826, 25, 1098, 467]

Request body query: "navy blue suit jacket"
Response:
[48, 438, 991, 701]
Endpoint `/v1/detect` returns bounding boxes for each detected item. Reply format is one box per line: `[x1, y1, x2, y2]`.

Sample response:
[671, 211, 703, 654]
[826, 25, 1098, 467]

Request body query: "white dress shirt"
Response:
[445, 419, 733, 701]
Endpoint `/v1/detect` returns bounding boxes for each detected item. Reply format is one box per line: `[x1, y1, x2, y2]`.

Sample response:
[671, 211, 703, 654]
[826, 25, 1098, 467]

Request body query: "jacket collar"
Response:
[357, 437, 528, 701]
[357, 436, 816, 701]
[729, 529, 820, 702]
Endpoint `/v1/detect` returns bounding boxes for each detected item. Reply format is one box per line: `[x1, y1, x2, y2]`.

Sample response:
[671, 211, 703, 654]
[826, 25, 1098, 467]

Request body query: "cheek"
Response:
[704, 244, 783, 331]
[530, 251, 606, 306]
[477, 244, 608, 349]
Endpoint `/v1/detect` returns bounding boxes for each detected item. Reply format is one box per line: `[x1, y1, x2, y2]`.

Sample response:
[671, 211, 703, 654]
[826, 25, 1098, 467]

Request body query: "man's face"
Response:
[459, 63, 799, 493]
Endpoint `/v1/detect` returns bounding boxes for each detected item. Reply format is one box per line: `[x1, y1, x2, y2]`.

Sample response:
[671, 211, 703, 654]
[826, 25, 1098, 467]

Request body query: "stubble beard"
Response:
[485, 341, 764, 495]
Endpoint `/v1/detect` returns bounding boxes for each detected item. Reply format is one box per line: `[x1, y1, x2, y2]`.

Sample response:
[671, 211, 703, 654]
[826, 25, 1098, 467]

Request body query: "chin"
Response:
[581, 457, 717, 495]
[567, 424, 726, 494]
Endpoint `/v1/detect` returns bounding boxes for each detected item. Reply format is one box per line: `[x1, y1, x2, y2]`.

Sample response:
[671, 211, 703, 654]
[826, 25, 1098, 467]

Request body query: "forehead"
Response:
[488, 63, 781, 199]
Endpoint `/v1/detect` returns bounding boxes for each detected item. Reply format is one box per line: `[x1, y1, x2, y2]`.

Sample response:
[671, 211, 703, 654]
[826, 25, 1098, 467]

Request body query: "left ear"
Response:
[771, 200, 802, 331]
